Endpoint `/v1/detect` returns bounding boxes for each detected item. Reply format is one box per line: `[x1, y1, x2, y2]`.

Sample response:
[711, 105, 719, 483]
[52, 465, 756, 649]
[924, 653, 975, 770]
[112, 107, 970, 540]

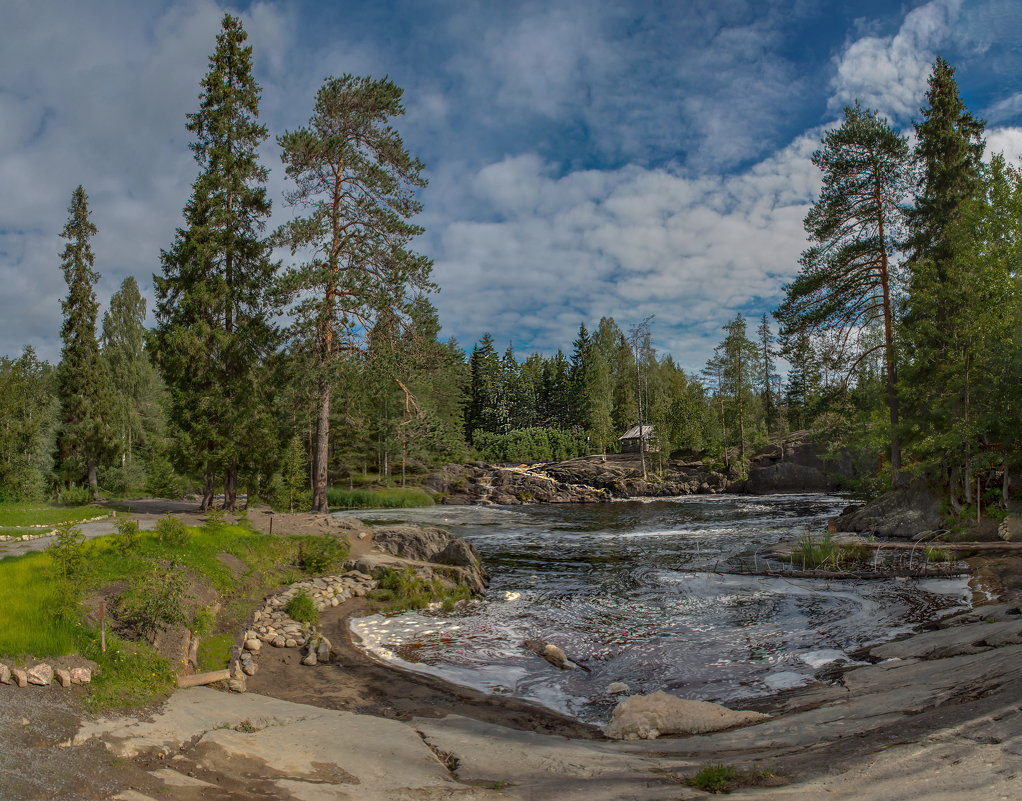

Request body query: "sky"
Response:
[3, 0, 1022, 373]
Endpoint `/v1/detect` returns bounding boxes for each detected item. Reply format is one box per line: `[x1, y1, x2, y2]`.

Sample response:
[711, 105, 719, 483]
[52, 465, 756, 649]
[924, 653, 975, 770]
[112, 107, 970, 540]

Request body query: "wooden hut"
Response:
[618, 424, 656, 453]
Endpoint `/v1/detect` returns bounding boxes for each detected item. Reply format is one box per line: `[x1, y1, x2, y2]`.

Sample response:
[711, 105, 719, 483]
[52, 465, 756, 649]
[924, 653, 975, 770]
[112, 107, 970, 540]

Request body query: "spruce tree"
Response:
[102, 276, 160, 483]
[57, 186, 116, 500]
[276, 74, 431, 511]
[154, 14, 276, 510]
[775, 103, 911, 484]
[901, 57, 987, 492]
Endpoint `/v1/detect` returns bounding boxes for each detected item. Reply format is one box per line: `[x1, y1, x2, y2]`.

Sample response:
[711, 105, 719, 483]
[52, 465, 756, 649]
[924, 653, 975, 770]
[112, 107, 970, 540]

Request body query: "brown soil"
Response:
[246, 596, 601, 740]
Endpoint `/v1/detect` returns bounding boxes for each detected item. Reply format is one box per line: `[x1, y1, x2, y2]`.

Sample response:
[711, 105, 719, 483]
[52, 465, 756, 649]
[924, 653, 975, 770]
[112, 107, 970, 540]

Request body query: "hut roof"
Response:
[619, 425, 654, 440]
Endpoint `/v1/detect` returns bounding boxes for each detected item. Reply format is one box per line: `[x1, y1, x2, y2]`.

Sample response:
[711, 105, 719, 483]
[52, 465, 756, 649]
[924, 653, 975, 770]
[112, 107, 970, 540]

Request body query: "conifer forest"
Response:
[2, 18, 1020, 516]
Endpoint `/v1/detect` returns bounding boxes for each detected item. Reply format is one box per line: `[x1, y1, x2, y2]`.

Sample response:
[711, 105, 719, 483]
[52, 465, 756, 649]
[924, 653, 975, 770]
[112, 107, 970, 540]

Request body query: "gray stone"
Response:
[244, 638, 261, 652]
[301, 652, 317, 666]
[26, 663, 53, 685]
[272, 635, 286, 648]
[285, 638, 297, 648]
[316, 637, 333, 664]
[241, 662, 257, 676]
[227, 676, 247, 693]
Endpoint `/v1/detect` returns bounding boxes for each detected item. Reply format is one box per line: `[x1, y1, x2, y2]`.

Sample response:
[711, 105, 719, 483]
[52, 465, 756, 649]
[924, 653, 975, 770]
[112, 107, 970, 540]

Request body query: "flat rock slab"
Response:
[870, 618, 1022, 660]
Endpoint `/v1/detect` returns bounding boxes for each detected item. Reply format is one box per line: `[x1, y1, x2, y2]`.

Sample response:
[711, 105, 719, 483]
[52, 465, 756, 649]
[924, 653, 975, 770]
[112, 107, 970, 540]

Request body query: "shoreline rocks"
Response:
[604, 691, 769, 740]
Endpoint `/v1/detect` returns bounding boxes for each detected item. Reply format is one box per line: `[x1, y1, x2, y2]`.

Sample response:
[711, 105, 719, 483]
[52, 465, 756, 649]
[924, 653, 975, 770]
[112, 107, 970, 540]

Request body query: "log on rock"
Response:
[846, 540, 1022, 552]
[177, 669, 230, 688]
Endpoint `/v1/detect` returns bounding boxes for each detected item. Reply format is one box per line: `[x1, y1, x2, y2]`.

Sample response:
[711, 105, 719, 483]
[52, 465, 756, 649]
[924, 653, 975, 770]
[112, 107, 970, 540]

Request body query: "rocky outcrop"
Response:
[734, 433, 868, 494]
[369, 524, 489, 593]
[603, 691, 769, 740]
[835, 484, 947, 539]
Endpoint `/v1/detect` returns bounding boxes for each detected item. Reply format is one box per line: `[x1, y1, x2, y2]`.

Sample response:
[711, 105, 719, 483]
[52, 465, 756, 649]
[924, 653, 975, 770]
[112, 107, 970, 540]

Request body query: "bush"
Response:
[687, 763, 739, 794]
[295, 534, 348, 574]
[47, 521, 89, 582]
[203, 507, 227, 534]
[369, 567, 472, 613]
[55, 485, 92, 506]
[115, 558, 191, 644]
[112, 518, 143, 555]
[155, 515, 191, 547]
[143, 452, 188, 500]
[925, 546, 958, 563]
[284, 590, 319, 625]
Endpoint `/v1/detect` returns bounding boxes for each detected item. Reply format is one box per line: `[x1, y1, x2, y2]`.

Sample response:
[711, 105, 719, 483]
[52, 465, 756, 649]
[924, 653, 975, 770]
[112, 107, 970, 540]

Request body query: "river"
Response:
[342, 494, 971, 724]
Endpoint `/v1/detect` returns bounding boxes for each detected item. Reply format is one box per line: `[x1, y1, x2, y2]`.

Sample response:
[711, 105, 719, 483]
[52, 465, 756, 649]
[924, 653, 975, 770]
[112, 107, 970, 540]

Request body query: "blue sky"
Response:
[2, 0, 1022, 372]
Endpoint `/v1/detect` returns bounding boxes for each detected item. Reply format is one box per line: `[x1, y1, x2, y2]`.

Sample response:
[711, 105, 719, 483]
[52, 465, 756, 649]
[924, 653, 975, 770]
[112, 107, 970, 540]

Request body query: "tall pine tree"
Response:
[276, 74, 431, 511]
[775, 103, 911, 485]
[57, 186, 116, 500]
[154, 14, 276, 510]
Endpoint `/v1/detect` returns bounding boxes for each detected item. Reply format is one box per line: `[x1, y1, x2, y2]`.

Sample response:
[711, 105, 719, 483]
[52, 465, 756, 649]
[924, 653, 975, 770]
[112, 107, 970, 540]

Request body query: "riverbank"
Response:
[6, 504, 1022, 800]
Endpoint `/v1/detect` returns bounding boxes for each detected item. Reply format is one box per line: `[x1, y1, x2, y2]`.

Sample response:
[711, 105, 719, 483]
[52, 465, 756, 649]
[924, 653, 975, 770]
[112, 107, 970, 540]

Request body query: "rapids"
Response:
[343, 494, 970, 723]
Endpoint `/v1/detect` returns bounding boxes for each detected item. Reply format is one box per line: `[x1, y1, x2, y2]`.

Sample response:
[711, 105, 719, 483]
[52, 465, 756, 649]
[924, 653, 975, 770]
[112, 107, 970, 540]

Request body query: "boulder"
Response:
[26, 664, 53, 686]
[0, 664, 10, 684]
[301, 652, 317, 667]
[604, 691, 769, 740]
[70, 667, 91, 684]
[12, 669, 28, 687]
[244, 638, 261, 652]
[741, 461, 834, 494]
[55, 669, 72, 687]
[606, 682, 630, 695]
[835, 485, 946, 539]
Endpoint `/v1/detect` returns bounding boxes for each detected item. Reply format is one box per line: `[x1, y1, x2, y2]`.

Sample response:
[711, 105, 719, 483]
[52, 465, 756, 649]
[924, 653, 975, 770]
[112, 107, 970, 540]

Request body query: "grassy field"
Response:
[0, 503, 110, 527]
[327, 487, 435, 509]
[0, 520, 349, 709]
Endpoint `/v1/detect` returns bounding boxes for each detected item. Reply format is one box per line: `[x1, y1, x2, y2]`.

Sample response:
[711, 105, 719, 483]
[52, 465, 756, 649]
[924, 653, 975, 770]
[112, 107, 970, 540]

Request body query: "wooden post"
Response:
[100, 601, 106, 653]
[269, 516, 274, 536]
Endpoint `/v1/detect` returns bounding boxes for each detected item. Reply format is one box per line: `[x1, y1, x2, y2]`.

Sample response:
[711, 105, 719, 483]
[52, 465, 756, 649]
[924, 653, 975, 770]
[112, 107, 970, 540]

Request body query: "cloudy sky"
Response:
[3, 0, 1022, 372]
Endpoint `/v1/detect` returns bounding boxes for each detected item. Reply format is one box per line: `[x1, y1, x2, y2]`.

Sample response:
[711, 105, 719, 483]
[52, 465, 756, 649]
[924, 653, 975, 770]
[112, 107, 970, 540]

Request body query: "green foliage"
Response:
[326, 487, 434, 509]
[55, 485, 93, 506]
[0, 348, 58, 502]
[284, 590, 319, 624]
[925, 546, 958, 563]
[114, 558, 191, 644]
[112, 517, 143, 555]
[56, 185, 118, 499]
[272, 434, 311, 512]
[47, 521, 89, 582]
[154, 14, 277, 511]
[154, 514, 191, 547]
[788, 531, 865, 569]
[295, 534, 348, 574]
[0, 503, 106, 527]
[687, 763, 739, 794]
[369, 567, 471, 613]
[203, 507, 227, 534]
[472, 427, 589, 463]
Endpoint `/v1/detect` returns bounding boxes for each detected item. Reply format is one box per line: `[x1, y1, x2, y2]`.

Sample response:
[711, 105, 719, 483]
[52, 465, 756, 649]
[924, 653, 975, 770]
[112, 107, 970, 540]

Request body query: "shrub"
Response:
[143, 452, 188, 500]
[284, 590, 319, 625]
[687, 763, 739, 794]
[296, 534, 348, 574]
[203, 507, 227, 534]
[155, 515, 191, 547]
[112, 518, 143, 555]
[115, 558, 191, 644]
[47, 521, 89, 582]
[56, 485, 92, 506]
[369, 567, 472, 613]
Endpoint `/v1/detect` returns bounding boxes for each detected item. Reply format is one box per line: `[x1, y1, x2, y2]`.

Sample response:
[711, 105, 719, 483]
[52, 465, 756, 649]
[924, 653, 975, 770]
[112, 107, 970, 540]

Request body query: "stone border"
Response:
[0, 513, 114, 541]
[230, 570, 378, 689]
[0, 662, 91, 688]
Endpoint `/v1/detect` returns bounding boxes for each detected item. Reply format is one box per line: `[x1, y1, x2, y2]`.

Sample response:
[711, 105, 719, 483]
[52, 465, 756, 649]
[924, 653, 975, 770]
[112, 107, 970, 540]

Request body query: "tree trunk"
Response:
[877, 210, 903, 488]
[200, 469, 215, 512]
[87, 457, 99, 501]
[224, 461, 237, 512]
[311, 375, 330, 513]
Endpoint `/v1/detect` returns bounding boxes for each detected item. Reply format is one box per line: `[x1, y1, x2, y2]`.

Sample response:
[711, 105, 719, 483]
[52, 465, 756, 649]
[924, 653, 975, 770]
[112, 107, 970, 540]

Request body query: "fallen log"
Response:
[840, 540, 1022, 552]
[709, 566, 968, 580]
[176, 669, 230, 688]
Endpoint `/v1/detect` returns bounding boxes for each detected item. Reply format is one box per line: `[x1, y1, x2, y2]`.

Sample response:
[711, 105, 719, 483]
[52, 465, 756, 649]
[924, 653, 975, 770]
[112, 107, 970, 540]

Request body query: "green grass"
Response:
[327, 487, 434, 509]
[196, 633, 234, 672]
[925, 546, 958, 563]
[284, 590, 319, 624]
[0, 521, 351, 709]
[0, 552, 81, 656]
[687, 763, 740, 794]
[0, 503, 110, 527]
[789, 532, 867, 569]
[369, 567, 471, 613]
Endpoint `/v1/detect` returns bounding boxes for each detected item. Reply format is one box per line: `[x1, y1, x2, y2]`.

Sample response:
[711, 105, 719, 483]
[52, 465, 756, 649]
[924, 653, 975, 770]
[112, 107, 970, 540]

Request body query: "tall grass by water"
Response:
[327, 487, 434, 509]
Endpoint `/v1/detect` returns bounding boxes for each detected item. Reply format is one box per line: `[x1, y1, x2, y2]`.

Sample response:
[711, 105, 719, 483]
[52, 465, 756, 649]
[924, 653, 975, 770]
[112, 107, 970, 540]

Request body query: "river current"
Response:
[342, 494, 971, 724]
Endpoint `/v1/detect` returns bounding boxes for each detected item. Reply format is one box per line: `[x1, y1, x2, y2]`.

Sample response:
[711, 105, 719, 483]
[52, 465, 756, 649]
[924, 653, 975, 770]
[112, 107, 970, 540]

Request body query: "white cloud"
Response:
[830, 0, 961, 120]
[428, 135, 821, 372]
